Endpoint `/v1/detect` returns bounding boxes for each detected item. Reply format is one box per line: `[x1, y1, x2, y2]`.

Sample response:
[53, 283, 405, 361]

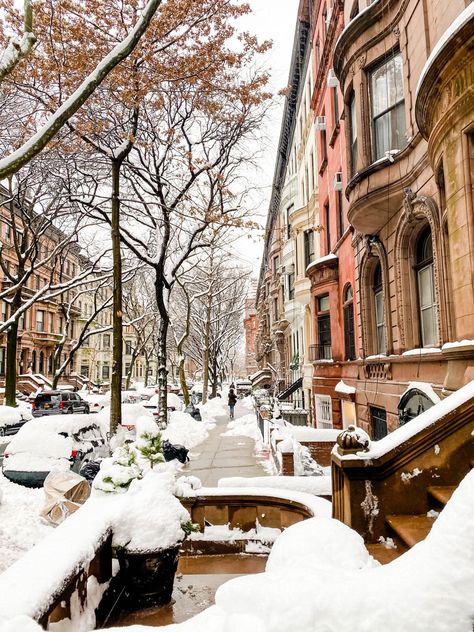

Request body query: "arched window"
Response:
[39, 351, 45, 375]
[373, 263, 386, 354]
[416, 228, 437, 347]
[343, 284, 356, 360]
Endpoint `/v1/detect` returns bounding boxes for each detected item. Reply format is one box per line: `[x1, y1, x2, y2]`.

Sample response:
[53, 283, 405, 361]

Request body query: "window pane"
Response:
[371, 55, 404, 116]
[418, 266, 434, 309]
[375, 290, 384, 325]
[318, 295, 330, 311]
[421, 307, 436, 347]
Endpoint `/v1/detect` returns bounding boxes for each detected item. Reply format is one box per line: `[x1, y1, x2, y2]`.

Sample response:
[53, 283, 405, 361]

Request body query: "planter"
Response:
[117, 544, 181, 610]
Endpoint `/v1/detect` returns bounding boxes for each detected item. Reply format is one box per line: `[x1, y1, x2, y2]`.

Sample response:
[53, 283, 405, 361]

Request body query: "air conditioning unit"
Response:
[327, 68, 338, 88]
[315, 116, 326, 131]
[333, 172, 343, 190]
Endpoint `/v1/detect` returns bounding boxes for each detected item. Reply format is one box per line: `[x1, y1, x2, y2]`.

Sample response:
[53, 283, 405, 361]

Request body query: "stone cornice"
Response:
[415, 12, 474, 140]
[333, 0, 408, 86]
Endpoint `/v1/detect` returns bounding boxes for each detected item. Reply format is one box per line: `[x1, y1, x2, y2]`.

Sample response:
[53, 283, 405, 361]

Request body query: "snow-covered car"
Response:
[80, 392, 110, 413]
[142, 393, 184, 421]
[120, 390, 142, 404]
[2, 415, 109, 488]
[97, 402, 153, 432]
[0, 405, 33, 438]
[137, 386, 159, 401]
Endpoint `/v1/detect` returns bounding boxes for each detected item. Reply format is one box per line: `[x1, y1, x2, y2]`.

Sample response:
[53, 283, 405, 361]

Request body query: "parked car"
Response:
[31, 391, 90, 417]
[2, 415, 109, 487]
[0, 405, 33, 437]
[80, 392, 110, 413]
[235, 380, 252, 397]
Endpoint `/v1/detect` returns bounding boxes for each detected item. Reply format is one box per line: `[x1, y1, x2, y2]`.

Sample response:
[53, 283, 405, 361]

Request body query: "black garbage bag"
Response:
[184, 404, 202, 422]
[162, 439, 189, 464]
[79, 460, 101, 482]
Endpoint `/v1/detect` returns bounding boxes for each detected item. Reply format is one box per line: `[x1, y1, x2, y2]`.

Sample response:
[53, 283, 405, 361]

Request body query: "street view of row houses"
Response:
[0, 0, 472, 631]
[249, 0, 474, 441]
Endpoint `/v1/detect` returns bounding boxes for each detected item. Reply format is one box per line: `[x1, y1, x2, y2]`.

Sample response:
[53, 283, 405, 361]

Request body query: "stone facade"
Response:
[333, 0, 474, 435]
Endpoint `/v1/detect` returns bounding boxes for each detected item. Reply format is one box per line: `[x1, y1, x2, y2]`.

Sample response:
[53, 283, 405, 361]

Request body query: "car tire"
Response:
[84, 406, 90, 414]
[0, 427, 5, 437]
[68, 407, 74, 414]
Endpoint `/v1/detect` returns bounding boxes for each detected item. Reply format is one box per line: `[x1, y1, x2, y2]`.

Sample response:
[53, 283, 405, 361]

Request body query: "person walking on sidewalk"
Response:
[228, 388, 237, 420]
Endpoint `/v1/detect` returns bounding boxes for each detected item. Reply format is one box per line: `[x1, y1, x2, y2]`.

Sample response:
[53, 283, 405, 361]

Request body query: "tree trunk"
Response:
[202, 298, 211, 405]
[144, 356, 150, 387]
[178, 358, 190, 406]
[110, 158, 123, 434]
[210, 352, 218, 398]
[157, 314, 169, 426]
[5, 291, 22, 406]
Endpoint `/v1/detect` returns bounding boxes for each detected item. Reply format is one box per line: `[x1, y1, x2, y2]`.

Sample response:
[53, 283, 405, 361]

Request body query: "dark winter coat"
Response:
[228, 390, 237, 406]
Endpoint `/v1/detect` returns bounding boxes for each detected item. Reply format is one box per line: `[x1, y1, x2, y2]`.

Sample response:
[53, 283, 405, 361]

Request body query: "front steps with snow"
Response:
[367, 477, 471, 564]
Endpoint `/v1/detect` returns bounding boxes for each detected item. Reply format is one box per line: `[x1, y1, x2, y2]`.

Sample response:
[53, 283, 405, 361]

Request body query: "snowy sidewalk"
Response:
[186, 401, 267, 486]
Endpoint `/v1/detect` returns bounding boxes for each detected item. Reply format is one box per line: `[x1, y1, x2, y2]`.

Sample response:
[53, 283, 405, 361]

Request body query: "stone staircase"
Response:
[367, 462, 474, 564]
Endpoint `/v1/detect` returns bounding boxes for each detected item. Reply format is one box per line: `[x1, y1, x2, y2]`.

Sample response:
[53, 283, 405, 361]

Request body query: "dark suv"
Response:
[32, 391, 90, 417]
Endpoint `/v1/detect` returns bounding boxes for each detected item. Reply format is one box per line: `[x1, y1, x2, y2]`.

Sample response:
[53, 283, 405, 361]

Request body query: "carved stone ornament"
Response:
[393, 24, 400, 39]
[336, 424, 371, 455]
[357, 53, 366, 69]
[403, 188, 417, 222]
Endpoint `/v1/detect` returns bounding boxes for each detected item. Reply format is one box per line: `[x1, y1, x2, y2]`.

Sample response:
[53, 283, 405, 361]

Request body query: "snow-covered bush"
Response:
[93, 444, 141, 494]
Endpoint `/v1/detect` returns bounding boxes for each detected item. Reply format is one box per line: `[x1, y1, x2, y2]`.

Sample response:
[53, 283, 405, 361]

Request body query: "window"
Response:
[371, 406, 387, 440]
[316, 38, 321, 71]
[0, 348, 5, 375]
[80, 365, 89, 377]
[272, 256, 279, 275]
[349, 93, 357, 175]
[343, 285, 356, 360]
[286, 205, 293, 239]
[39, 351, 45, 374]
[36, 310, 45, 332]
[1, 301, 8, 322]
[315, 395, 333, 429]
[416, 228, 437, 347]
[322, 5, 328, 40]
[49, 314, 54, 333]
[320, 126, 327, 166]
[102, 365, 110, 380]
[125, 363, 131, 376]
[4, 224, 11, 241]
[317, 294, 332, 359]
[370, 54, 406, 160]
[325, 202, 331, 254]
[125, 341, 132, 355]
[373, 264, 386, 354]
[337, 189, 344, 238]
[103, 334, 111, 349]
[288, 270, 295, 300]
[304, 230, 314, 269]
[273, 297, 278, 322]
[332, 87, 339, 126]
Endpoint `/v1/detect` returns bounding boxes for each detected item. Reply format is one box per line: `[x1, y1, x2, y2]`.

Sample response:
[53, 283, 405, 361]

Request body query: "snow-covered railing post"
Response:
[331, 383, 474, 542]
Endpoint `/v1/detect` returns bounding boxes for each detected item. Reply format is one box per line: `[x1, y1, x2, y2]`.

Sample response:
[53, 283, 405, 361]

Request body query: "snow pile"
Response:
[276, 426, 340, 443]
[162, 411, 211, 450]
[224, 413, 261, 441]
[401, 381, 440, 403]
[198, 397, 227, 420]
[0, 473, 53, 574]
[218, 476, 331, 497]
[266, 517, 377, 574]
[241, 395, 254, 410]
[111, 471, 191, 553]
[129, 470, 474, 632]
[335, 380, 356, 395]
[97, 403, 152, 431]
[442, 339, 474, 351]
[175, 475, 202, 497]
[0, 406, 32, 428]
[189, 523, 281, 546]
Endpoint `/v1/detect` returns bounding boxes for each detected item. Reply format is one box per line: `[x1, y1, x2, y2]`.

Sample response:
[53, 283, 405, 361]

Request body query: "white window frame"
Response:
[315, 395, 333, 429]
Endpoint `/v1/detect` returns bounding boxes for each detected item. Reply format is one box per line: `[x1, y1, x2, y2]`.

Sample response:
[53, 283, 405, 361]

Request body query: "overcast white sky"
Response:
[230, 0, 300, 275]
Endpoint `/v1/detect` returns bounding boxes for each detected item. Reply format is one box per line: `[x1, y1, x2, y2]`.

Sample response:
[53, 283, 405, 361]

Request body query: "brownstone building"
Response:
[332, 0, 474, 437]
[243, 296, 258, 377]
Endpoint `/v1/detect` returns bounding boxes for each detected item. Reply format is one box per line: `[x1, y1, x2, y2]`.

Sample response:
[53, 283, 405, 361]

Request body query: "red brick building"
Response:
[307, 0, 358, 430]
